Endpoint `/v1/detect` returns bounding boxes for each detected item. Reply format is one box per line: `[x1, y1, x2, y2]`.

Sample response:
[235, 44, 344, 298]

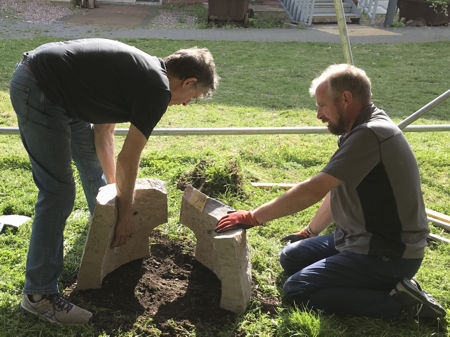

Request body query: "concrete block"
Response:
[215, 230, 252, 313]
[180, 185, 252, 313]
[77, 178, 167, 290]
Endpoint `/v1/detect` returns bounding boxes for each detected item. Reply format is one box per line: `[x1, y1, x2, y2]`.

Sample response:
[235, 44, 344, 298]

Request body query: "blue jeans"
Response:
[279, 233, 422, 319]
[10, 62, 106, 294]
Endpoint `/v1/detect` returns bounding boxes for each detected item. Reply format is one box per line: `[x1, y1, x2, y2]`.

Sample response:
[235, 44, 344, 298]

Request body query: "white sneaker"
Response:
[20, 293, 92, 324]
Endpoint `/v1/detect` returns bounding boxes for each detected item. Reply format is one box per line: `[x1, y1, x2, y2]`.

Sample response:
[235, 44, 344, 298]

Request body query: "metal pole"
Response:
[397, 89, 450, 130]
[402, 124, 450, 132]
[384, 0, 398, 27]
[1, 125, 449, 136]
[1, 92, 448, 136]
[127, 126, 330, 136]
[333, 0, 354, 65]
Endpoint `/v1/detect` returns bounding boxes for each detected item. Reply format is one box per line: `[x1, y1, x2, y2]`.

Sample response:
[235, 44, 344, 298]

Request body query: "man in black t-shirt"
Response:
[215, 64, 445, 321]
[10, 38, 219, 324]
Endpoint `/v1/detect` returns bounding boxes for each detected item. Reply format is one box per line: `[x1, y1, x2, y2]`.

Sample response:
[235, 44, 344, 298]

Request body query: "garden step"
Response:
[279, 0, 361, 25]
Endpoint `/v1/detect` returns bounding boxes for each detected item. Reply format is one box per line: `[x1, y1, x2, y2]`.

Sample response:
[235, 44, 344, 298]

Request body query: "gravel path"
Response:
[0, 0, 449, 43]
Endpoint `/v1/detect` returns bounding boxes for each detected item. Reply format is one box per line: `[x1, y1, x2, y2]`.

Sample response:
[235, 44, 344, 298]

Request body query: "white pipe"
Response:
[398, 90, 450, 130]
[401, 124, 450, 132]
[123, 126, 329, 136]
[0, 125, 449, 136]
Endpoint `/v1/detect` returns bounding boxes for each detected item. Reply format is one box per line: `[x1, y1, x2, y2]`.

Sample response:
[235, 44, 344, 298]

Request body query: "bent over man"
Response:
[216, 64, 445, 320]
[10, 38, 219, 324]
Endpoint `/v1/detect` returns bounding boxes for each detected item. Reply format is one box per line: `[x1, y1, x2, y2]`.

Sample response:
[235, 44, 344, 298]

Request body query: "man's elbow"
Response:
[94, 123, 116, 137]
[304, 172, 341, 202]
[301, 181, 328, 204]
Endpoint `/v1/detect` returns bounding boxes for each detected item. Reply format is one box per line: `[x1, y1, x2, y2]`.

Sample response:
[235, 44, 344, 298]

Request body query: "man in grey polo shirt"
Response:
[216, 64, 445, 319]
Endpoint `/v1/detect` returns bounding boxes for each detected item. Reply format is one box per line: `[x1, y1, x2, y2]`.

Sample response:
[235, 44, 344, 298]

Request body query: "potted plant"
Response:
[427, 0, 449, 15]
[398, 0, 450, 25]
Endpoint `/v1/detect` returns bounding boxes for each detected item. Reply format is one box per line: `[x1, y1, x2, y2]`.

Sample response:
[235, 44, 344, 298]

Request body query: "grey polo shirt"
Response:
[322, 104, 428, 259]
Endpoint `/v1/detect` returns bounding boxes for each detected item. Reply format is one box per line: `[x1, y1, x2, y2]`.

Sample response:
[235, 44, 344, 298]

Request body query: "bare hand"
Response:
[111, 217, 133, 247]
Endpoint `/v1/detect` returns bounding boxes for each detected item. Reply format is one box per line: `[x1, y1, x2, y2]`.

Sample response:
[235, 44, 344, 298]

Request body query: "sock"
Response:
[29, 294, 44, 302]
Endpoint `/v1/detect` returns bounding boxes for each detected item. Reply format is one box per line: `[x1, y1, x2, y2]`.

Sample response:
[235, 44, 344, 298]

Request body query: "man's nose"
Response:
[317, 109, 323, 120]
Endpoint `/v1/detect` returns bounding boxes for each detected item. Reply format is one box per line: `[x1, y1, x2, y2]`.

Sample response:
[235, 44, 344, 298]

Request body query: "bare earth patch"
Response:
[150, 9, 198, 28]
[0, 0, 73, 23]
[63, 231, 280, 335]
[65, 231, 235, 335]
[0, 0, 200, 28]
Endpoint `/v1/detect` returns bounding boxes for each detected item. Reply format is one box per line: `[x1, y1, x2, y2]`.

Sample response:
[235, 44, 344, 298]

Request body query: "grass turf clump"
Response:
[176, 158, 246, 199]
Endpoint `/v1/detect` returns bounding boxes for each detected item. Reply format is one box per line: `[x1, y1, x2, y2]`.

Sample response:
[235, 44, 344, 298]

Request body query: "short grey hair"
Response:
[164, 47, 220, 98]
[309, 64, 372, 104]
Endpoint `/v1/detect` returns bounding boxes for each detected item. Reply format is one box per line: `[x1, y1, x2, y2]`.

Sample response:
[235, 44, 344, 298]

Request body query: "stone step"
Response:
[314, 3, 354, 14]
[312, 12, 359, 17]
[315, 2, 353, 7]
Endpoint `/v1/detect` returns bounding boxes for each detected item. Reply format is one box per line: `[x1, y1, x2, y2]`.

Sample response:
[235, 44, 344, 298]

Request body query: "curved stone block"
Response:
[180, 185, 252, 313]
[77, 178, 167, 290]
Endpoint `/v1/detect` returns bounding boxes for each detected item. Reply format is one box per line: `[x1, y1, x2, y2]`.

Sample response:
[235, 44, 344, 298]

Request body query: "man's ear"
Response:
[182, 77, 198, 88]
[342, 90, 353, 105]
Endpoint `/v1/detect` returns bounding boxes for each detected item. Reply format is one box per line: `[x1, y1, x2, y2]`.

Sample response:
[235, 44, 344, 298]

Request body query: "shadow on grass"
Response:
[0, 155, 31, 170]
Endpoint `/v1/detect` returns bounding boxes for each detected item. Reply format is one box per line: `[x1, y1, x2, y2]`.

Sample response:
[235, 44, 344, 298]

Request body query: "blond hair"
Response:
[309, 64, 372, 104]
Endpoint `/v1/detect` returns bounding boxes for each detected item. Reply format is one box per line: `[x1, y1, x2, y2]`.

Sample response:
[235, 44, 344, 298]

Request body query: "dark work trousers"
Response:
[279, 233, 422, 318]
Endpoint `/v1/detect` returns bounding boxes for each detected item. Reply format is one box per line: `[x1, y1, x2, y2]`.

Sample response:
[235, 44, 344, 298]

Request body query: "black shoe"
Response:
[391, 278, 446, 319]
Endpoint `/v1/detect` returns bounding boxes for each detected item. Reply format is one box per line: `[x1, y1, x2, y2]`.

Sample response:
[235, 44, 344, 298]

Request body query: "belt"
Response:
[21, 53, 32, 73]
[23, 64, 32, 73]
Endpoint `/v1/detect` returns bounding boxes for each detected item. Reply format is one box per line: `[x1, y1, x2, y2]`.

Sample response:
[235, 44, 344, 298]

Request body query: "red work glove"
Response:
[280, 226, 316, 243]
[215, 210, 262, 233]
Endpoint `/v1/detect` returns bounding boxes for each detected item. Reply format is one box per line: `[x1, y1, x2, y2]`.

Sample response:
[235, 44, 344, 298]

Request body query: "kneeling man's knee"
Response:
[283, 274, 310, 304]
[279, 241, 309, 274]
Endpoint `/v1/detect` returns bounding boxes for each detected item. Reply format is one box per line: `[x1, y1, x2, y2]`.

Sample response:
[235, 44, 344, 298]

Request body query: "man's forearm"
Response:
[115, 153, 139, 221]
[110, 124, 147, 247]
[253, 179, 325, 224]
[94, 124, 116, 184]
[307, 192, 333, 235]
[252, 172, 341, 225]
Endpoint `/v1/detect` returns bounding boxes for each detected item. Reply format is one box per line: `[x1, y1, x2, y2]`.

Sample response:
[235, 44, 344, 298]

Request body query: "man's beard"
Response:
[327, 108, 348, 135]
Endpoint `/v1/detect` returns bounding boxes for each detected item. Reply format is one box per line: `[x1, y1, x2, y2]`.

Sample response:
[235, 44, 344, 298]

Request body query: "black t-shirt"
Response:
[26, 38, 171, 139]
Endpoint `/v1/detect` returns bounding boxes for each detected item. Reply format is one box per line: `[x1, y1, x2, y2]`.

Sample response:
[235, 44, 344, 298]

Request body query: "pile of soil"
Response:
[66, 232, 236, 335]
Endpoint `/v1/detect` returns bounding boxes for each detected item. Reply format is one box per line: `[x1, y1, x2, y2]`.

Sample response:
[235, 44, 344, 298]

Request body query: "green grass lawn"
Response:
[0, 37, 449, 337]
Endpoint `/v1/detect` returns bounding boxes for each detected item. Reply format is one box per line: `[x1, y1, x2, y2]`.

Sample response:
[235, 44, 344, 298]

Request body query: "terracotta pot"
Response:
[398, 0, 450, 25]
